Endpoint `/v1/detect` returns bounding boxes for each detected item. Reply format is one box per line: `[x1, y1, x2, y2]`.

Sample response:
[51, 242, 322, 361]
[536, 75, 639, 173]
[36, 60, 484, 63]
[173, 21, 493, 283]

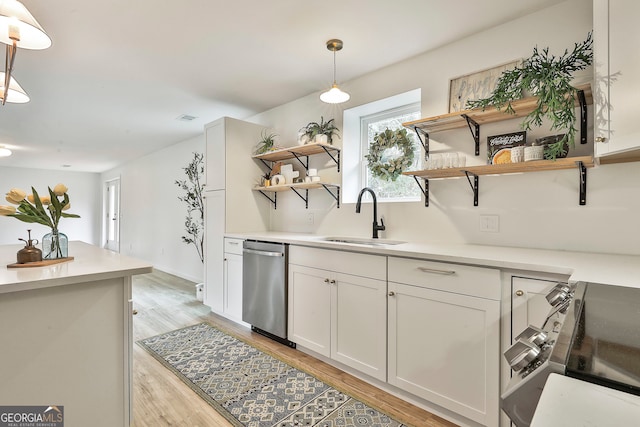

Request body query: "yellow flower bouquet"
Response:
[1, 184, 80, 259]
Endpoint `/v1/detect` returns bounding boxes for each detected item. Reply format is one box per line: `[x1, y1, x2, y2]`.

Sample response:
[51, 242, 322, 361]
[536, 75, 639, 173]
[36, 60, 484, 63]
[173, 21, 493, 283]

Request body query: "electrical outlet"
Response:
[306, 212, 314, 225]
[480, 215, 500, 233]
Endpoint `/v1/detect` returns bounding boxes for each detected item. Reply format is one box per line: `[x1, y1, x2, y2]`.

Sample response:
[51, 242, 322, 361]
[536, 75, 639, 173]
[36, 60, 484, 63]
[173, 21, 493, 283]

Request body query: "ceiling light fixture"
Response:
[0, 0, 51, 105]
[0, 145, 12, 156]
[320, 39, 350, 104]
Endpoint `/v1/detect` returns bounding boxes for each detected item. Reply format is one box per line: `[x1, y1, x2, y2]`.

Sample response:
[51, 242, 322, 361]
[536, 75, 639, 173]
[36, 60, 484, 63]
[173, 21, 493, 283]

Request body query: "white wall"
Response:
[101, 135, 206, 282]
[248, 0, 640, 256]
[0, 166, 101, 246]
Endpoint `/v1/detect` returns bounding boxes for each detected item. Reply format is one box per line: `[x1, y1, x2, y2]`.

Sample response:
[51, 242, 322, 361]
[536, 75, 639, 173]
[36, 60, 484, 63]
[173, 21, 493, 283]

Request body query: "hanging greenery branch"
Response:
[175, 152, 205, 264]
[365, 128, 415, 181]
[466, 32, 593, 159]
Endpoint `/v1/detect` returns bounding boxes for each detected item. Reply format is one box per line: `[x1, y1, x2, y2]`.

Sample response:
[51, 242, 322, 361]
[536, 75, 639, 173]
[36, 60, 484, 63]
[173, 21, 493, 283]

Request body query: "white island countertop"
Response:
[0, 241, 153, 294]
[225, 232, 640, 288]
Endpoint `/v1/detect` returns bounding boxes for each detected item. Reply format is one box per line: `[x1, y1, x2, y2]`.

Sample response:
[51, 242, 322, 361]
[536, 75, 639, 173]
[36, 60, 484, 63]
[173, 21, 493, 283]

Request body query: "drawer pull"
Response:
[228, 241, 239, 245]
[330, 279, 336, 284]
[417, 266, 456, 276]
[324, 278, 330, 283]
[388, 291, 395, 296]
[515, 290, 524, 297]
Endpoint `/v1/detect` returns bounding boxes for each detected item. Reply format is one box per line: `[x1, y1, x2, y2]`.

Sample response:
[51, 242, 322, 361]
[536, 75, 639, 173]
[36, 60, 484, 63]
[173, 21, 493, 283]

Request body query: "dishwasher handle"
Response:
[243, 248, 284, 257]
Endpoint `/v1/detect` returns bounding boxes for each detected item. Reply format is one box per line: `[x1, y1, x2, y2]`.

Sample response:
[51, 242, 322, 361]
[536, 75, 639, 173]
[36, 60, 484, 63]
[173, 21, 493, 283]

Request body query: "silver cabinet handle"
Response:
[515, 290, 524, 297]
[388, 291, 395, 296]
[417, 266, 456, 275]
[228, 241, 240, 245]
[242, 248, 283, 257]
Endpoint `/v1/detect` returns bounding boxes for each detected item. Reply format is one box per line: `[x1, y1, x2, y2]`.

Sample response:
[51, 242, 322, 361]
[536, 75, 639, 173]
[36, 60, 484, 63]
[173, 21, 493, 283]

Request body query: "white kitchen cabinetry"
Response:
[203, 117, 269, 315]
[288, 246, 387, 381]
[223, 238, 244, 322]
[594, 0, 640, 161]
[387, 257, 501, 426]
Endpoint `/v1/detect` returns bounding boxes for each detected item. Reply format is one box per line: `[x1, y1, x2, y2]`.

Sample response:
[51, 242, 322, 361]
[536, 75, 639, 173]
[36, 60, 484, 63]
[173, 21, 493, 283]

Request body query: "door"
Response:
[204, 190, 225, 311]
[104, 178, 120, 252]
[288, 264, 331, 356]
[388, 281, 500, 426]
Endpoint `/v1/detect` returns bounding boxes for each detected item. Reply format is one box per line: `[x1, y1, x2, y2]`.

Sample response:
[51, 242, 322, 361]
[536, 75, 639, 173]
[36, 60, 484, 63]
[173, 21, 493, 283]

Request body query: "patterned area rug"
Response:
[138, 323, 404, 427]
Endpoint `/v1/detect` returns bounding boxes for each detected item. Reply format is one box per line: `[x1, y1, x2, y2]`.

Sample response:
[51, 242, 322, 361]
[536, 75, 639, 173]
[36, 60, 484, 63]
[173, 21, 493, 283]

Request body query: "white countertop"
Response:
[225, 232, 640, 287]
[0, 241, 153, 294]
[532, 374, 640, 426]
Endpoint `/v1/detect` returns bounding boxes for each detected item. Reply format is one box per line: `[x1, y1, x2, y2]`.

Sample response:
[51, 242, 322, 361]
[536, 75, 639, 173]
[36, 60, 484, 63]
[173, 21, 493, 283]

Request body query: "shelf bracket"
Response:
[290, 188, 309, 209]
[463, 171, 479, 206]
[577, 161, 587, 205]
[258, 191, 277, 209]
[577, 89, 587, 145]
[412, 176, 429, 207]
[258, 158, 272, 171]
[291, 152, 309, 170]
[320, 184, 340, 208]
[413, 127, 430, 156]
[462, 115, 480, 156]
[320, 146, 341, 172]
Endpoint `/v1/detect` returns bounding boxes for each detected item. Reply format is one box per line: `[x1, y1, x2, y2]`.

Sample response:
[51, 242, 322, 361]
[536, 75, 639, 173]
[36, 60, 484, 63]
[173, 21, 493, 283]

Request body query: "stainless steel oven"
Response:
[502, 281, 640, 426]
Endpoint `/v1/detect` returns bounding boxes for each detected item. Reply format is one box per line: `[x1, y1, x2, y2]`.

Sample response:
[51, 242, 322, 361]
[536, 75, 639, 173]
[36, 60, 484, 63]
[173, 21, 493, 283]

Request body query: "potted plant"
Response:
[466, 32, 593, 160]
[255, 131, 278, 155]
[300, 116, 340, 144]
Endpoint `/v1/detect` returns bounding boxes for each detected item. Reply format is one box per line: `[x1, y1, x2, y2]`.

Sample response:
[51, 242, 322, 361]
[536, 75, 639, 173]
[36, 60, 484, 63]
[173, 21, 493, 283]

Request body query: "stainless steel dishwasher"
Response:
[242, 240, 294, 347]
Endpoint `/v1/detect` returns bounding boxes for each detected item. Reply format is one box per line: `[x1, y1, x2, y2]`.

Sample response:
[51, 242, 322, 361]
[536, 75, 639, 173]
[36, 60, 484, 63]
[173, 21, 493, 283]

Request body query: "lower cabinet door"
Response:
[288, 264, 331, 357]
[332, 272, 387, 381]
[224, 252, 243, 321]
[388, 282, 500, 426]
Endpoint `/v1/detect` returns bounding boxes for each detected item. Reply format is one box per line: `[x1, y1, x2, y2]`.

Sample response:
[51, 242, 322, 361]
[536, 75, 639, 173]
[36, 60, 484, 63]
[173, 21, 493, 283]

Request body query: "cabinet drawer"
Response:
[224, 238, 244, 255]
[388, 257, 500, 300]
[290, 245, 385, 280]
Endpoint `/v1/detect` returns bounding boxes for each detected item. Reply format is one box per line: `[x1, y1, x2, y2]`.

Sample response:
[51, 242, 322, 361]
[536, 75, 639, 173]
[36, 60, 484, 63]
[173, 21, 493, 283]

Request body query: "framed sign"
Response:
[449, 60, 521, 112]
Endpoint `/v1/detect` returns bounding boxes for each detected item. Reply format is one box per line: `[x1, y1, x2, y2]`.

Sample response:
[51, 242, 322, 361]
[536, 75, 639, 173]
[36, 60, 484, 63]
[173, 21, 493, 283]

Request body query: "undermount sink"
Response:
[320, 236, 406, 246]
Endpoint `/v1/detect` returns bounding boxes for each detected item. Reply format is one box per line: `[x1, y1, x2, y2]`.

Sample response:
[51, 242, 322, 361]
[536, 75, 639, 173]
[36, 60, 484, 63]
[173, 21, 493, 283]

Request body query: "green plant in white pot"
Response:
[300, 116, 340, 144]
[466, 32, 593, 160]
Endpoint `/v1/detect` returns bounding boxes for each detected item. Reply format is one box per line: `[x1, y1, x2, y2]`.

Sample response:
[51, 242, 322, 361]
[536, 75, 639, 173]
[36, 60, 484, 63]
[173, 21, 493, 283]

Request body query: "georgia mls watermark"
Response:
[0, 406, 63, 427]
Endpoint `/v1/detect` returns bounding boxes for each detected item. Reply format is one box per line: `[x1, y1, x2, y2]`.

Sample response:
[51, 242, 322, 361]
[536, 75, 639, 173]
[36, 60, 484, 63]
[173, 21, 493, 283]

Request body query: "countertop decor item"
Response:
[1, 184, 80, 259]
[175, 152, 205, 263]
[365, 127, 415, 181]
[16, 229, 41, 263]
[319, 39, 350, 104]
[466, 32, 593, 160]
[300, 116, 340, 145]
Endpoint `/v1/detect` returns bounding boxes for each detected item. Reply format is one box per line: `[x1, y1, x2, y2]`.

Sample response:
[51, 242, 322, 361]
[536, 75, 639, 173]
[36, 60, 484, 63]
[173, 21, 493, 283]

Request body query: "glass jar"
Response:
[42, 230, 68, 259]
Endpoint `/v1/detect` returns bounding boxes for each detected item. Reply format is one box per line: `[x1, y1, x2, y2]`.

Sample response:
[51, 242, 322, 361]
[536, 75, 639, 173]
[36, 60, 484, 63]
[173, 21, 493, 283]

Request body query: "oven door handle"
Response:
[243, 248, 284, 257]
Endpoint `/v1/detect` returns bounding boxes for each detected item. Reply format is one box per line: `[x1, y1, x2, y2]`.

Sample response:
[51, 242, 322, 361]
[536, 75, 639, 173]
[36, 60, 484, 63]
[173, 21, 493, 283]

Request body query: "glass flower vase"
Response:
[42, 230, 68, 260]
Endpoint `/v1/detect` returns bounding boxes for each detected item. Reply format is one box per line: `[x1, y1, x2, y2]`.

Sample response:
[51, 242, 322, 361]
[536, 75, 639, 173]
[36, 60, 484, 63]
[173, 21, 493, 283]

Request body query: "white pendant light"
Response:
[0, 145, 11, 156]
[0, 0, 51, 50]
[0, 0, 51, 105]
[0, 70, 28, 102]
[320, 39, 350, 104]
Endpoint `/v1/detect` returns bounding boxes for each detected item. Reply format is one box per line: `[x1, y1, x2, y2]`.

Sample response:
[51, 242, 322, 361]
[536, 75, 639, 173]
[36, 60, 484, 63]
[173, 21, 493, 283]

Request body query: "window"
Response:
[360, 104, 421, 202]
[342, 89, 421, 204]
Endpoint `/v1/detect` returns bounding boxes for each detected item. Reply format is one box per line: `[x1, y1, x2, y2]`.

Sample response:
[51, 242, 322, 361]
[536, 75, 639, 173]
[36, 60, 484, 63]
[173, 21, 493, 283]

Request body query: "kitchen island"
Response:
[0, 241, 152, 427]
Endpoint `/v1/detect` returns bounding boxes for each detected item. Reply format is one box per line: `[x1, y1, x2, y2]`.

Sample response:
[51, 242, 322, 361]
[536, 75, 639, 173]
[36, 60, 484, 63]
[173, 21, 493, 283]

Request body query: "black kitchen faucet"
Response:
[355, 187, 385, 239]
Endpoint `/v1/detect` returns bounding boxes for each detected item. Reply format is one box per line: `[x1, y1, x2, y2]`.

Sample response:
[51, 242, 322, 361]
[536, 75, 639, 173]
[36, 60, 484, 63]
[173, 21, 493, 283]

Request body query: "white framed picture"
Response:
[448, 60, 521, 112]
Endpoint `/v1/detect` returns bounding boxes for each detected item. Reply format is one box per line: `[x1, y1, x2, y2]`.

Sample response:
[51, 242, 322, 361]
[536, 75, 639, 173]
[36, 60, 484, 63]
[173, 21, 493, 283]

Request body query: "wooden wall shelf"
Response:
[403, 83, 593, 134]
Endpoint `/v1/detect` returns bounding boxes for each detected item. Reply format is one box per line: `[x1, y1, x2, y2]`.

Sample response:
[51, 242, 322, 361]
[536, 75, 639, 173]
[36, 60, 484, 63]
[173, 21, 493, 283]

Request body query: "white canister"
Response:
[307, 168, 318, 177]
[524, 144, 544, 162]
[511, 146, 525, 163]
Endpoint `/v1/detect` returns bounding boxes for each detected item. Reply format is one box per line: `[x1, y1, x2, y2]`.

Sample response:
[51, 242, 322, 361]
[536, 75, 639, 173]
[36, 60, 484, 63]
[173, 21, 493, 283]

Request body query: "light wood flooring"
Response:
[131, 270, 457, 427]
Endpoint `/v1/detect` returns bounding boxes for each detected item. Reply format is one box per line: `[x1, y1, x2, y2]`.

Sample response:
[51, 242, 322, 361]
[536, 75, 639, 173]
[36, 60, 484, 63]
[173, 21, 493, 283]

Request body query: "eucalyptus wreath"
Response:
[365, 128, 415, 181]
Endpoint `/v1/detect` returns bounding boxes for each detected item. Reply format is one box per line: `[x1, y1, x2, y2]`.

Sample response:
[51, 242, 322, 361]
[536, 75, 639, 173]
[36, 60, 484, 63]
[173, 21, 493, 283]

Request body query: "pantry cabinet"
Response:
[288, 246, 387, 381]
[594, 0, 640, 161]
[387, 257, 501, 427]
